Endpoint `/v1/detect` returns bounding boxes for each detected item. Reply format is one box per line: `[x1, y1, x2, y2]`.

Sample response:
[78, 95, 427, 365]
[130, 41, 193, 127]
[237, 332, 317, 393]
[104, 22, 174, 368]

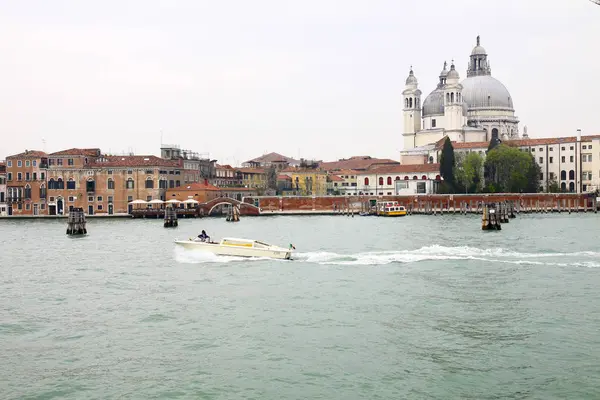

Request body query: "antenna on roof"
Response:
[42, 138, 46, 153]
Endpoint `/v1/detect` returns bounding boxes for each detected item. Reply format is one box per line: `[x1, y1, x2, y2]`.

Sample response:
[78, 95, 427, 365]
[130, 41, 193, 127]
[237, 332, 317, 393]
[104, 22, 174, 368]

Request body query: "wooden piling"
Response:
[66, 208, 87, 235]
[164, 206, 178, 227]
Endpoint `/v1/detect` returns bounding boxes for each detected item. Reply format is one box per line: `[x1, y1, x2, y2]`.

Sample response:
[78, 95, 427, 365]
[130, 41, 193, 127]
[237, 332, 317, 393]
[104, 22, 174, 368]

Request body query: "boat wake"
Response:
[173, 246, 282, 264]
[294, 245, 600, 268]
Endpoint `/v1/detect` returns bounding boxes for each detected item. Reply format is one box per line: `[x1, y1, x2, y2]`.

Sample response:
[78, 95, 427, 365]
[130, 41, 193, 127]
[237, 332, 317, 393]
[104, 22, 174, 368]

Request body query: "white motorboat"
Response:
[175, 237, 294, 260]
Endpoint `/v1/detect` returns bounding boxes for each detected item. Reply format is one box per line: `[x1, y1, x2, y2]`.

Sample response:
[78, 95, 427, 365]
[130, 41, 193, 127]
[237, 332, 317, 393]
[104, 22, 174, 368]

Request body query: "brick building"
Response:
[5, 150, 48, 215]
[165, 181, 221, 203]
[0, 162, 6, 215]
[46, 153, 183, 215]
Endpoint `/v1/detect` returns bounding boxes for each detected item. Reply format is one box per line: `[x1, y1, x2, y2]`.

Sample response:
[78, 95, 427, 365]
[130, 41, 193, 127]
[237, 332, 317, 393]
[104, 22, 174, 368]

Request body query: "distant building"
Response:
[328, 169, 360, 195]
[166, 181, 221, 204]
[242, 152, 300, 170]
[281, 167, 328, 196]
[319, 156, 399, 173]
[5, 150, 48, 216]
[161, 144, 216, 180]
[356, 164, 442, 195]
[0, 162, 6, 215]
[212, 164, 243, 187]
[237, 168, 267, 189]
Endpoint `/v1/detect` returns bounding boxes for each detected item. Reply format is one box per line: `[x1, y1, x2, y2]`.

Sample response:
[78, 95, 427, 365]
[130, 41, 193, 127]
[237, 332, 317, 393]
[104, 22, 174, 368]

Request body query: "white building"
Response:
[402, 36, 520, 153]
[422, 130, 600, 193]
[329, 169, 359, 195]
[356, 164, 441, 195]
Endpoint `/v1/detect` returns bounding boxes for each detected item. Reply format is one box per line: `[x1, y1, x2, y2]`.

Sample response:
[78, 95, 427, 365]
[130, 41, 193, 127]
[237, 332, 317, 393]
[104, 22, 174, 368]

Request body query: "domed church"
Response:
[402, 36, 520, 151]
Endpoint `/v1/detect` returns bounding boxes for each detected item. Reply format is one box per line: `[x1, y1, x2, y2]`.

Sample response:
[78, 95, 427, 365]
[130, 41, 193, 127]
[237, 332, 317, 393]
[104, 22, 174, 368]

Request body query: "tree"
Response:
[484, 144, 540, 193]
[454, 152, 484, 193]
[267, 166, 277, 192]
[547, 176, 560, 193]
[439, 137, 455, 191]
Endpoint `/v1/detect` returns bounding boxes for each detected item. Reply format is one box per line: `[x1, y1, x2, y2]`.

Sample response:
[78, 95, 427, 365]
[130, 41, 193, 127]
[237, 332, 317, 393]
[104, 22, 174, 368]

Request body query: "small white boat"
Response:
[175, 237, 294, 260]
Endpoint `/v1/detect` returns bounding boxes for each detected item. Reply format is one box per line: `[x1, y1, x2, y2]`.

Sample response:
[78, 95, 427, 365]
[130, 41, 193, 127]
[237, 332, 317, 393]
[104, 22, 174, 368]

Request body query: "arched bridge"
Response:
[198, 197, 261, 216]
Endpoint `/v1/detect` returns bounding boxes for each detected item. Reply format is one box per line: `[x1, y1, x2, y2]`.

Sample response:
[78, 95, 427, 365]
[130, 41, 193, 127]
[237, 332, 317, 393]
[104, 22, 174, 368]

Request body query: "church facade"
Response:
[402, 36, 520, 153]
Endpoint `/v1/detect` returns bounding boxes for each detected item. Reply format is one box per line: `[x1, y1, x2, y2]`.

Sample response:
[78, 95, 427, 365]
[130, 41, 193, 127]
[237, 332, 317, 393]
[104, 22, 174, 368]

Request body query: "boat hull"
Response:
[175, 241, 292, 260]
[377, 211, 407, 217]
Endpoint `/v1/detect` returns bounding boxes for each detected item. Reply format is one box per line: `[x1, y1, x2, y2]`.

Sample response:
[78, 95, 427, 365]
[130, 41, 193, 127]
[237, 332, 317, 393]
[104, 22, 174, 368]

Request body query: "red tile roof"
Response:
[319, 156, 399, 171]
[332, 169, 359, 175]
[90, 155, 180, 168]
[50, 148, 101, 157]
[329, 175, 344, 182]
[449, 135, 600, 150]
[7, 150, 48, 159]
[216, 164, 234, 169]
[364, 163, 441, 174]
[277, 174, 292, 180]
[244, 152, 299, 165]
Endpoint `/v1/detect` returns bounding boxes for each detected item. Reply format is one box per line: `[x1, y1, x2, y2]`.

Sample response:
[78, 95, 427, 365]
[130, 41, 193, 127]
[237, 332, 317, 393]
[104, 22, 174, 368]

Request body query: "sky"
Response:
[1, 0, 599, 165]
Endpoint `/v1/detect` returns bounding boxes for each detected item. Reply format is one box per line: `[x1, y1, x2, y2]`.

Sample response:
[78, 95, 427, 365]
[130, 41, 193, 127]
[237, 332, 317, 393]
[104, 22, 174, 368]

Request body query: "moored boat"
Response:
[376, 201, 407, 217]
[175, 237, 294, 260]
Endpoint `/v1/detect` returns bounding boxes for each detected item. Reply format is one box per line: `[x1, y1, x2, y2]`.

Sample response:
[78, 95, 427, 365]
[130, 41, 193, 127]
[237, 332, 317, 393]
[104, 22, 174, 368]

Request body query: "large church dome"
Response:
[422, 89, 444, 116]
[461, 75, 514, 110]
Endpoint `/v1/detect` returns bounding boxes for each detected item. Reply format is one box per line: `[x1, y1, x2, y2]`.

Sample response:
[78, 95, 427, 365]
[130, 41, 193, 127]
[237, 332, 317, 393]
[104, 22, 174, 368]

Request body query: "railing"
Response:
[7, 197, 22, 203]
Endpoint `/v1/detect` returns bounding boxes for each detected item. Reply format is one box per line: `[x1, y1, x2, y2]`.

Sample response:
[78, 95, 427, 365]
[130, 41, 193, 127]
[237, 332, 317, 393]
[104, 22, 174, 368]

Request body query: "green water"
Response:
[2, 214, 600, 399]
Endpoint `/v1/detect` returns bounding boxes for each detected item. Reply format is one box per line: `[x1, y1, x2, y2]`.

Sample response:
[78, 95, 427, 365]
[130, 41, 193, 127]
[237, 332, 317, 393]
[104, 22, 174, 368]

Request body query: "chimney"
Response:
[577, 129, 582, 142]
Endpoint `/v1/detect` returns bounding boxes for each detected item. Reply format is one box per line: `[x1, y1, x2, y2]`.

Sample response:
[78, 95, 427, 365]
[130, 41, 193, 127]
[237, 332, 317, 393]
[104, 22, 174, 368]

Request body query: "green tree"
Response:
[484, 144, 540, 193]
[454, 152, 484, 193]
[547, 176, 560, 193]
[439, 137, 455, 191]
[267, 166, 277, 191]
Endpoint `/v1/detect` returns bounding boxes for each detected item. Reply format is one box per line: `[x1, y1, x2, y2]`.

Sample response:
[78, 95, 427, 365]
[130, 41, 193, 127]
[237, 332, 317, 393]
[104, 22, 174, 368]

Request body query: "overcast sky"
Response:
[1, 0, 599, 165]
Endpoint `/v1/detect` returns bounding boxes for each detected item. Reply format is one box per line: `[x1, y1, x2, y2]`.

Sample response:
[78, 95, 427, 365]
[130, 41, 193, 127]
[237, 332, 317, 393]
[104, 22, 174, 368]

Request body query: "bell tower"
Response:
[402, 67, 422, 150]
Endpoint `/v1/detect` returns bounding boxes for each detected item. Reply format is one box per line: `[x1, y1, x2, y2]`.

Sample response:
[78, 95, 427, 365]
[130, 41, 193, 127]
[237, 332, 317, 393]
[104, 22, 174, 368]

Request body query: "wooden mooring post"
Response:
[66, 208, 87, 235]
[164, 206, 178, 228]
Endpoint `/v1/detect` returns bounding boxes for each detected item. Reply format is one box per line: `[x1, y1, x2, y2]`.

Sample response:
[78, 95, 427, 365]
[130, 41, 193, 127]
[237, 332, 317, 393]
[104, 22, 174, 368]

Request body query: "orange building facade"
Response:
[46, 151, 185, 215]
[5, 150, 48, 216]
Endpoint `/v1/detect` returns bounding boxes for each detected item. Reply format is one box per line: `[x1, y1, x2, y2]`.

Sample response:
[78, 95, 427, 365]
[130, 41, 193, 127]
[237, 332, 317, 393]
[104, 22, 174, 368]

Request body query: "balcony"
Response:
[7, 197, 22, 203]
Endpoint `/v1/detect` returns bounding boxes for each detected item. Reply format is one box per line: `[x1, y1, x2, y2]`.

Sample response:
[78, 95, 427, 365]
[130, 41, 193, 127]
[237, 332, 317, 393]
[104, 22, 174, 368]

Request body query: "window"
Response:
[24, 185, 32, 199]
[569, 170, 575, 180]
[97, 196, 103, 202]
[25, 203, 30, 210]
[561, 170, 566, 180]
[67, 179, 76, 190]
[539, 157, 543, 164]
[416, 182, 426, 193]
[68, 158, 74, 166]
[539, 148, 543, 152]
[364, 177, 369, 186]
[175, 170, 181, 175]
[159, 179, 167, 189]
[68, 196, 75, 202]
[7, 172, 12, 181]
[145, 179, 154, 189]
[126, 179, 135, 189]
[57, 159, 63, 166]
[87, 196, 93, 202]
[561, 156, 566, 163]
[387, 177, 392, 185]
[7, 160, 12, 167]
[41, 173, 45, 180]
[25, 172, 30, 181]
[108, 179, 115, 190]
[86, 180, 95, 192]
[17, 172, 22, 181]
[589, 145, 593, 149]
[145, 170, 153, 174]
[146, 196, 152, 202]
[169, 180, 175, 188]
[33, 173, 37, 180]
[175, 180, 180, 187]
[57, 178, 64, 189]
[531, 148, 535, 152]
[108, 196, 113, 203]
[17, 160, 22, 167]
[379, 177, 384, 186]
[49, 159, 55, 165]
[561, 147, 565, 151]
[539, 173, 543, 180]
[127, 170, 133, 175]
[25, 160, 30, 167]
[127, 196, 133, 203]
[41, 204, 45, 210]
[17, 203, 22, 210]
[432, 119, 437, 128]
[583, 145, 587, 150]
[588, 155, 593, 162]
[570, 146, 574, 150]
[549, 157, 553, 163]
[590, 172, 593, 180]
[549, 147, 553, 151]
[40, 184, 46, 199]
[108, 170, 113, 175]
[97, 204, 103, 211]
[570, 156, 574, 162]
[549, 172, 555, 180]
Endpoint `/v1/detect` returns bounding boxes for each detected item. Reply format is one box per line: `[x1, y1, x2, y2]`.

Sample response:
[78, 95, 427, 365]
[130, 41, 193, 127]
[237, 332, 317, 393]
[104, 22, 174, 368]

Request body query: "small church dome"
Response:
[405, 68, 418, 85]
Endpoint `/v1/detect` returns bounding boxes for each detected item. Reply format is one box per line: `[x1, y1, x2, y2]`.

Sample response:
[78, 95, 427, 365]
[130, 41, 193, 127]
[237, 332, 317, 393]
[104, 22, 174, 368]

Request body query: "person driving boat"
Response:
[196, 230, 210, 242]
